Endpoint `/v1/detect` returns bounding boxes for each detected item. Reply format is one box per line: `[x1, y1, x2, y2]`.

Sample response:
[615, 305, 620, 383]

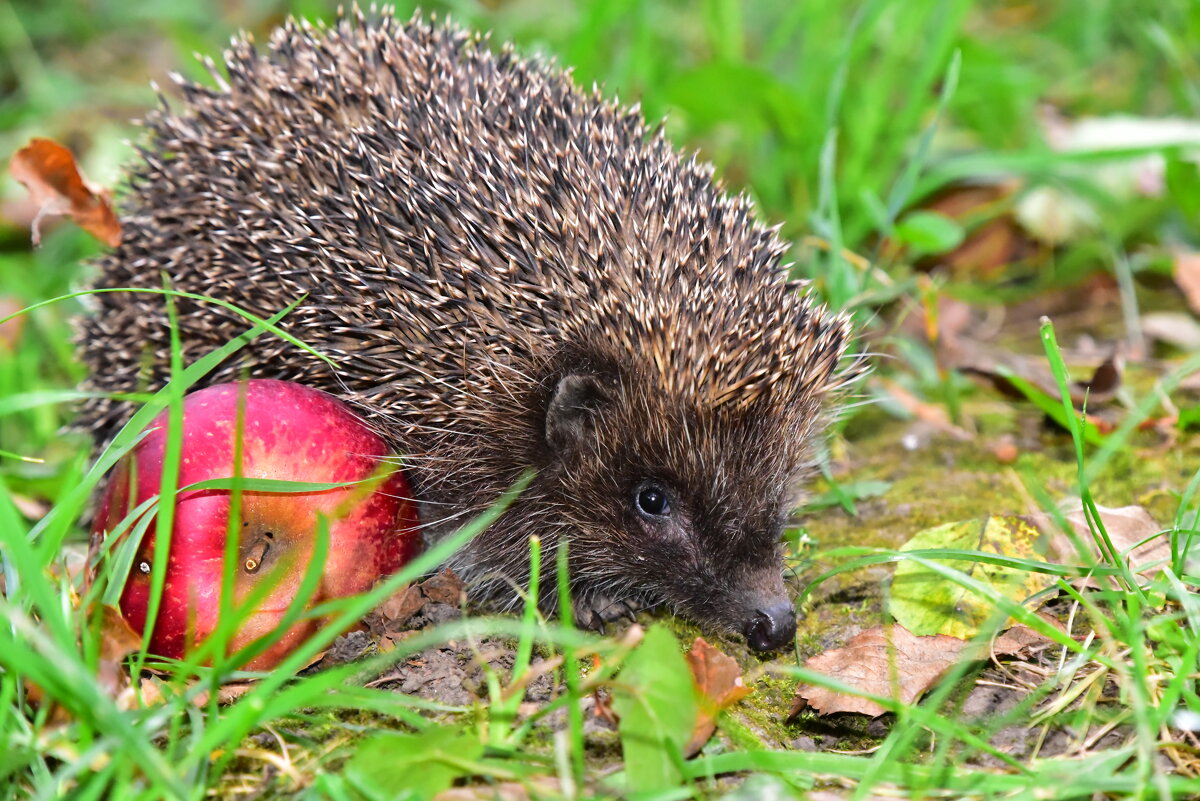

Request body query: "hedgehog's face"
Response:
[544, 370, 812, 651]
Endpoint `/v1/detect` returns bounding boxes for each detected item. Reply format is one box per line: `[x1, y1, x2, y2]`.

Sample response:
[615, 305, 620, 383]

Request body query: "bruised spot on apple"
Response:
[92, 379, 422, 669]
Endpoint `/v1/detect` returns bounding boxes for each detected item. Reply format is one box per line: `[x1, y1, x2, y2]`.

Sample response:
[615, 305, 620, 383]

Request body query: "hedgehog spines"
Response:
[78, 7, 856, 646]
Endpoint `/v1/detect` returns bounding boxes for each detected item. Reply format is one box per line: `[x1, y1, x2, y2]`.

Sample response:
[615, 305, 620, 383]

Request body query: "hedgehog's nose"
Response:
[743, 601, 797, 651]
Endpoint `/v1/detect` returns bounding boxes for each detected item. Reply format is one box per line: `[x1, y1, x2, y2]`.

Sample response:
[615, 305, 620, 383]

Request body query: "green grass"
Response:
[3, 0, 1200, 798]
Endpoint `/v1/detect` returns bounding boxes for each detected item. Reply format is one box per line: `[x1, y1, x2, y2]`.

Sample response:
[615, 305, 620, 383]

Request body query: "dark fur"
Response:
[76, 11, 854, 641]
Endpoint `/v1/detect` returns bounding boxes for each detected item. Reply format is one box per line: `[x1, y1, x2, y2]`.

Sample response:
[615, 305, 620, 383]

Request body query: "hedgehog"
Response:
[76, 9, 855, 651]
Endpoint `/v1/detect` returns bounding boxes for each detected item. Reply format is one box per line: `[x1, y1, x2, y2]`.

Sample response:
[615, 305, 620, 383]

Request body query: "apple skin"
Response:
[92, 379, 421, 669]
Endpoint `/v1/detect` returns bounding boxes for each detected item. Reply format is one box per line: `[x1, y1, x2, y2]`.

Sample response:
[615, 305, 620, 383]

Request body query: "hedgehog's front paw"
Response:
[573, 593, 645, 632]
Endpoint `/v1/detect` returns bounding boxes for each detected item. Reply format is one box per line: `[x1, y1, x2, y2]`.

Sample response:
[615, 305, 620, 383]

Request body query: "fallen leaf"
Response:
[121, 677, 167, 709]
[9, 138, 121, 247]
[1014, 185, 1099, 245]
[922, 295, 977, 348]
[1174, 252, 1200, 316]
[1142, 312, 1200, 351]
[1035, 504, 1170, 584]
[373, 585, 425, 629]
[890, 516, 1058, 639]
[364, 568, 466, 636]
[992, 622, 1055, 659]
[950, 341, 1123, 407]
[1181, 370, 1200, 392]
[98, 606, 143, 700]
[791, 625, 971, 717]
[9, 491, 49, 520]
[21, 679, 74, 727]
[420, 569, 465, 606]
[684, 638, 752, 756]
[1081, 352, 1123, 401]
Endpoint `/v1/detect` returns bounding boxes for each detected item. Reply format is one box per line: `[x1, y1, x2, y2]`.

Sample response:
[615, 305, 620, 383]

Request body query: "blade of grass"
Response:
[555, 540, 585, 790]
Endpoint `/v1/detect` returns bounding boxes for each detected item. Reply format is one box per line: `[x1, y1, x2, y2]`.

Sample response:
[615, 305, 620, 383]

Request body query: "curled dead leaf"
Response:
[374, 585, 425, 629]
[96, 606, 143, 703]
[684, 637, 752, 756]
[9, 138, 121, 247]
[420, 569, 466, 606]
[365, 569, 466, 638]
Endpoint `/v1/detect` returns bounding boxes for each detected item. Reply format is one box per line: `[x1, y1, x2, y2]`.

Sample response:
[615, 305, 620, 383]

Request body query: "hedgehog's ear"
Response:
[545, 373, 610, 452]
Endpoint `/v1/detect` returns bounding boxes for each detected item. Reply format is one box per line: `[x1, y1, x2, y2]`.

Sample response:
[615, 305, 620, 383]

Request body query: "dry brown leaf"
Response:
[362, 568, 465, 637]
[373, 585, 425, 629]
[992, 620, 1058, 659]
[9, 138, 121, 247]
[17, 609, 136, 726]
[923, 296, 977, 348]
[127, 674, 264, 711]
[95, 606, 143, 703]
[1174, 252, 1200, 315]
[122, 677, 168, 709]
[791, 625, 971, 718]
[21, 679, 74, 727]
[99, 605, 143, 662]
[365, 568, 467, 636]
[420, 569, 466, 605]
[9, 491, 49, 521]
[684, 637, 752, 756]
[1036, 504, 1170, 584]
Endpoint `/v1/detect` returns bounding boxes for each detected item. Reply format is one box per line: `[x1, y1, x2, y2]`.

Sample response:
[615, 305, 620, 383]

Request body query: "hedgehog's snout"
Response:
[743, 599, 797, 652]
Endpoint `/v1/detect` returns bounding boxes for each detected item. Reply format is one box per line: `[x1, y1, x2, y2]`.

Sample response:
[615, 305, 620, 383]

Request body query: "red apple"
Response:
[92, 379, 421, 669]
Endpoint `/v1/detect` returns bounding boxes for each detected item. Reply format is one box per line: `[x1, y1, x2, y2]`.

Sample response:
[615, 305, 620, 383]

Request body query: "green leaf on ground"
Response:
[893, 210, 965, 256]
[343, 726, 484, 801]
[890, 516, 1056, 638]
[611, 624, 698, 795]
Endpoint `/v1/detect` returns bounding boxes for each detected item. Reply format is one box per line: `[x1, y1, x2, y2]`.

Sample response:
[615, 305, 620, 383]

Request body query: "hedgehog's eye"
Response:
[634, 483, 671, 519]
